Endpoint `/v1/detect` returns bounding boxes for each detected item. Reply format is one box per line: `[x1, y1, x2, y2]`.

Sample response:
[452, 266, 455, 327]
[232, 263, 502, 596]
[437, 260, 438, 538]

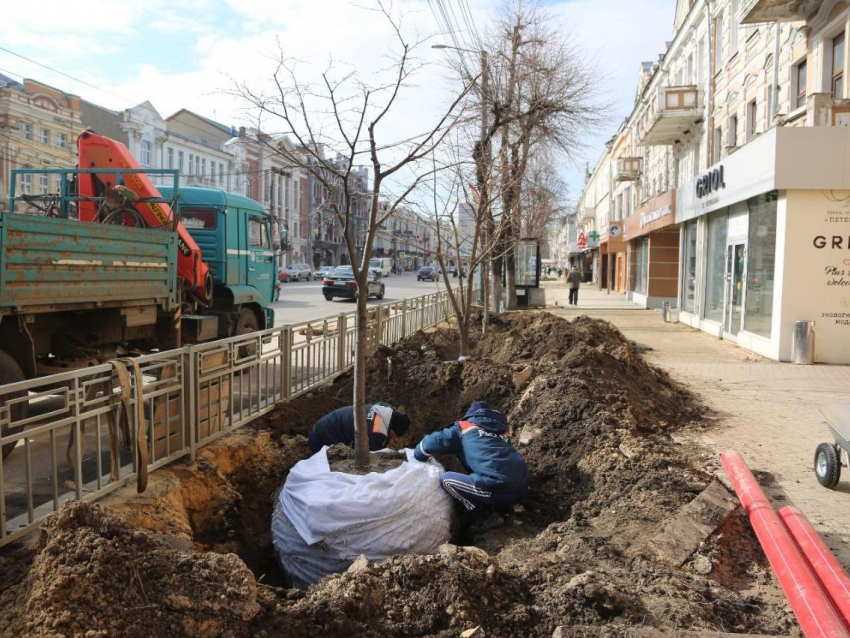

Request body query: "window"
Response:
[20, 165, 32, 194]
[39, 128, 50, 145]
[201, 158, 206, 180]
[682, 221, 698, 313]
[248, 218, 269, 248]
[687, 54, 694, 84]
[747, 99, 757, 141]
[795, 60, 807, 109]
[728, 115, 738, 148]
[167, 147, 174, 169]
[20, 122, 32, 140]
[39, 174, 49, 195]
[714, 11, 724, 70]
[744, 192, 778, 337]
[730, 0, 739, 54]
[56, 132, 67, 149]
[703, 209, 728, 323]
[188, 154, 194, 175]
[181, 208, 217, 230]
[140, 139, 151, 166]
[178, 150, 184, 174]
[697, 38, 705, 84]
[714, 127, 723, 161]
[832, 33, 845, 98]
[633, 238, 649, 294]
[195, 155, 200, 177]
[219, 163, 224, 184]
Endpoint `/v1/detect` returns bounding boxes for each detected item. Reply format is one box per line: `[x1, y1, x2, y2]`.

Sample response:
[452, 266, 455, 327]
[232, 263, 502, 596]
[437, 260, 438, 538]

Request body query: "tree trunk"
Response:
[458, 315, 470, 358]
[352, 279, 370, 470]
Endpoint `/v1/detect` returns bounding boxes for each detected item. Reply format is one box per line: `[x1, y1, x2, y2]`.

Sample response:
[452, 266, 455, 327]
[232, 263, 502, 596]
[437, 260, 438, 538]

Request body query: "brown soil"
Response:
[326, 443, 407, 474]
[0, 312, 799, 637]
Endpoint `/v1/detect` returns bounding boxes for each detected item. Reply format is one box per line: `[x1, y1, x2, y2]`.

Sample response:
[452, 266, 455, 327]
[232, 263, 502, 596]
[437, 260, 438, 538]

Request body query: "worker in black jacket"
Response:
[308, 402, 411, 453]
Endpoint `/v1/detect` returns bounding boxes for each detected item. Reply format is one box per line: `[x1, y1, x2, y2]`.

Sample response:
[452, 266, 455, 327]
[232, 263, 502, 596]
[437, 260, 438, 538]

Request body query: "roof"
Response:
[158, 186, 265, 214]
[0, 72, 23, 90]
[166, 108, 235, 136]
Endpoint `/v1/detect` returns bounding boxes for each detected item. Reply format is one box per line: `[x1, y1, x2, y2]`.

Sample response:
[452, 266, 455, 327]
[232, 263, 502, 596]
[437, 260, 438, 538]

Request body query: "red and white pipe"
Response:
[779, 505, 850, 629]
[720, 450, 850, 638]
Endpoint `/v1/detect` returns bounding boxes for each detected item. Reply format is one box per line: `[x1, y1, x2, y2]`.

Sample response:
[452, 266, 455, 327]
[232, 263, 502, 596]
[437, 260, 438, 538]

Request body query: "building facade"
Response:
[569, 0, 850, 363]
[0, 75, 82, 213]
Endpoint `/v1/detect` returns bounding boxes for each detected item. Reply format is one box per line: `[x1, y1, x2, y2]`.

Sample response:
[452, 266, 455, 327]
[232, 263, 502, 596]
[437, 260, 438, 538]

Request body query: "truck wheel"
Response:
[815, 442, 841, 488]
[0, 350, 28, 461]
[235, 308, 260, 359]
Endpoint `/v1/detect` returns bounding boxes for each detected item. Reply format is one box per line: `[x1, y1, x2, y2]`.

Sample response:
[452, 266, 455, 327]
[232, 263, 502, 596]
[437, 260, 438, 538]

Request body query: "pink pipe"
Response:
[720, 450, 850, 638]
[779, 505, 850, 630]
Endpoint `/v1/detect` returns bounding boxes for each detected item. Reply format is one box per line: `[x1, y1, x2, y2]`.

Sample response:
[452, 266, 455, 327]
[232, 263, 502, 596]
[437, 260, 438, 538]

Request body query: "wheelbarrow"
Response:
[814, 404, 850, 489]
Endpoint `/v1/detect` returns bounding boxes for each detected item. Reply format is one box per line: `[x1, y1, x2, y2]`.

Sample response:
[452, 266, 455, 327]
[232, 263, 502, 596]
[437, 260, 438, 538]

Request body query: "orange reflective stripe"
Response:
[372, 414, 383, 433]
[459, 420, 479, 434]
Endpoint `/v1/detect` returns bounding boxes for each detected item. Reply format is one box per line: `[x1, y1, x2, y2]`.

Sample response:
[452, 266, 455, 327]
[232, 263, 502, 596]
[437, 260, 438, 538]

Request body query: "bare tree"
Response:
[237, 2, 474, 470]
[448, 0, 607, 311]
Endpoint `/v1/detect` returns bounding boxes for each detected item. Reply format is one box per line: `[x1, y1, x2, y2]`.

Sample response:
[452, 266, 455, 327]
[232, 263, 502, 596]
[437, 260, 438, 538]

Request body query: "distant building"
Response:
[0, 74, 82, 212]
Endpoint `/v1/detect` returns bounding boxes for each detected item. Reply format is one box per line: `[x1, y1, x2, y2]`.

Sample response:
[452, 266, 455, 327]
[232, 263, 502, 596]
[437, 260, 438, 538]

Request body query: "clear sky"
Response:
[1, 0, 673, 204]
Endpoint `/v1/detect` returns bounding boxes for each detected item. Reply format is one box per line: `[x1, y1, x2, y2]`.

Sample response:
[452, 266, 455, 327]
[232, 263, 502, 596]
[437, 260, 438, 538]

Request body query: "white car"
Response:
[284, 263, 313, 281]
[369, 257, 392, 277]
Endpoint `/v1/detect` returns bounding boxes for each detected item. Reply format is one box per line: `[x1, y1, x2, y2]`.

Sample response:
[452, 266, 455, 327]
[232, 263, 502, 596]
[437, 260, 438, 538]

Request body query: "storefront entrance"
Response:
[723, 242, 746, 337]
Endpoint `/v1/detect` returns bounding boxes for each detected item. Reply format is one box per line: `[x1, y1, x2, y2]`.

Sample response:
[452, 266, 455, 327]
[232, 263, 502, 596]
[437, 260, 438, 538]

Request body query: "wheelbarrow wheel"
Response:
[814, 442, 841, 489]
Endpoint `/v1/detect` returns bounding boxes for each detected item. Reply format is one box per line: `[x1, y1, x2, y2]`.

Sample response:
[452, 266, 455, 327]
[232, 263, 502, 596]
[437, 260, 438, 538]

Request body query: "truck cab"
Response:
[159, 186, 281, 336]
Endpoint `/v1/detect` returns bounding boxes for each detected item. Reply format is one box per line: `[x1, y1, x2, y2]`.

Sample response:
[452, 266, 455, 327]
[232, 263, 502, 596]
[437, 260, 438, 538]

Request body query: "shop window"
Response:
[795, 60, 807, 109]
[703, 209, 728, 323]
[682, 221, 698, 313]
[832, 33, 845, 98]
[743, 192, 777, 337]
[634, 238, 649, 294]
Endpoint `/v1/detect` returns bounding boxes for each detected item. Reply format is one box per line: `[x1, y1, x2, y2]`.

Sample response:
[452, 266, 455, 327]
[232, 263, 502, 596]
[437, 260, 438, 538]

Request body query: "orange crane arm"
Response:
[76, 131, 211, 302]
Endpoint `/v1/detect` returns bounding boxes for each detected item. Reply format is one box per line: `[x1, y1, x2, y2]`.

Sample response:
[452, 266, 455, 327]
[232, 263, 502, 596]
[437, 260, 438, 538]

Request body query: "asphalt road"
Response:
[271, 271, 457, 325]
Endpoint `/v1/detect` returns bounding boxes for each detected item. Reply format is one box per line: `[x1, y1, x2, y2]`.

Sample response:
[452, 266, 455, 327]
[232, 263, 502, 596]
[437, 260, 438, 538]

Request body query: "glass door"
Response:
[724, 243, 746, 336]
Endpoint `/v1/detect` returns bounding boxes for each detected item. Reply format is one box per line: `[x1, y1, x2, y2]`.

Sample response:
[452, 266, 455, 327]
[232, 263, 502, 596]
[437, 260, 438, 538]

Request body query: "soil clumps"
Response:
[0, 312, 798, 636]
[326, 443, 407, 474]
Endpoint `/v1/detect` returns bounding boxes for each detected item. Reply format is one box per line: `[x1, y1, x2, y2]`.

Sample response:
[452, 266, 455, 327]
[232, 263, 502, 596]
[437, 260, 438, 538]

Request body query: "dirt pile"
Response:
[0, 312, 798, 637]
[0, 501, 261, 637]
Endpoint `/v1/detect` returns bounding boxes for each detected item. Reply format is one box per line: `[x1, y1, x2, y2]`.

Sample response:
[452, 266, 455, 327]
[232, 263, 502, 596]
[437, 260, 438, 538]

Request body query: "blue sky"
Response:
[1, 0, 673, 201]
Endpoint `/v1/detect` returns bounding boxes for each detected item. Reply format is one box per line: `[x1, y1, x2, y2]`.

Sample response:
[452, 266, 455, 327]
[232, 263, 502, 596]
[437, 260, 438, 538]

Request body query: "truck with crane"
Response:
[0, 130, 282, 458]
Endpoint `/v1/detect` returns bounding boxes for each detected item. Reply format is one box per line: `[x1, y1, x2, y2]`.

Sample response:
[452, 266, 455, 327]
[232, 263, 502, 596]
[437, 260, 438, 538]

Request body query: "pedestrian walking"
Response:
[566, 265, 582, 306]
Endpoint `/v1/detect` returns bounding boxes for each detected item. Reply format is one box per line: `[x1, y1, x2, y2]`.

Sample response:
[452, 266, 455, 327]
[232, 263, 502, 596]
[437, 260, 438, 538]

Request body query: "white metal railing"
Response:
[0, 288, 464, 547]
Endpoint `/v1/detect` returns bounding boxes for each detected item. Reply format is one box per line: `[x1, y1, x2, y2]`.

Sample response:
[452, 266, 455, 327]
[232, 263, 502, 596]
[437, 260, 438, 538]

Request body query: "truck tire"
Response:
[235, 307, 260, 359]
[0, 350, 28, 461]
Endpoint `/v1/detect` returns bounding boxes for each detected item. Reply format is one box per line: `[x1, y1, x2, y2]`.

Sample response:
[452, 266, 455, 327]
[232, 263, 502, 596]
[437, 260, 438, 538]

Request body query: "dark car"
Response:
[322, 266, 385, 301]
[417, 266, 439, 281]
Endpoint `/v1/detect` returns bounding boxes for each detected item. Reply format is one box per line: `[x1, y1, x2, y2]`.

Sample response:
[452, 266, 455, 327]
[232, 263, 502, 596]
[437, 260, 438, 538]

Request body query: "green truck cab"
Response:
[159, 186, 281, 339]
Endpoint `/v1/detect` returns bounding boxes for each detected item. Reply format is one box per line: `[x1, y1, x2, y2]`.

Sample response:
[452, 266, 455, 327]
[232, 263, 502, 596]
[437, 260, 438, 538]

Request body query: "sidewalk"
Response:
[543, 281, 850, 566]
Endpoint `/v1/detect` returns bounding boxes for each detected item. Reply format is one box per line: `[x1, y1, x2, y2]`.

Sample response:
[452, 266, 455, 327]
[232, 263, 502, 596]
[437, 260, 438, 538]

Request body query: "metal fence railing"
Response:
[0, 288, 464, 547]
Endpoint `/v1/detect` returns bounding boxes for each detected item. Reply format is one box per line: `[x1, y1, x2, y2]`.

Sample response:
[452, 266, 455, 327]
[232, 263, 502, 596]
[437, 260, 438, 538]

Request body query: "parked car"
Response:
[313, 265, 334, 279]
[417, 266, 439, 281]
[284, 263, 313, 281]
[369, 257, 392, 277]
[277, 267, 290, 283]
[322, 266, 385, 301]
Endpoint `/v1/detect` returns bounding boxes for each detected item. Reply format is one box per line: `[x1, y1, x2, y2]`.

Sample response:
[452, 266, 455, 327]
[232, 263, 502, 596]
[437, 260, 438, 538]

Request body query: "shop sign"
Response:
[695, 165, 726, 199]
[578, 231, 587, 249]
[639, 204, 672, 228]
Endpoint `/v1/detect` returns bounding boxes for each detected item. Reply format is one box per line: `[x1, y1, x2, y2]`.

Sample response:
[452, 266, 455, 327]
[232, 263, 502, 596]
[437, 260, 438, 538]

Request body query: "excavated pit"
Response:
[0, 313, 800, 637]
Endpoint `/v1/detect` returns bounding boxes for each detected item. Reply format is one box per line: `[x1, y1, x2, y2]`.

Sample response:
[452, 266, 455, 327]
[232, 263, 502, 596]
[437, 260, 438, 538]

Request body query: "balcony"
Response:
[806, 93, 850, 127]
[738, 0, 824, 24]
[638, 86, 702, 147]
[614, 157, 642, 182]
[579, 207, 595, 223]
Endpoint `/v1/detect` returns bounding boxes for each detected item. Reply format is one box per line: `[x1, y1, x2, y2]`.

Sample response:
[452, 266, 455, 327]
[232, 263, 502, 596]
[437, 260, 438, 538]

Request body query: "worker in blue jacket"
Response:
[308, 402, 411, 453]
[414, 401, 528, 510]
